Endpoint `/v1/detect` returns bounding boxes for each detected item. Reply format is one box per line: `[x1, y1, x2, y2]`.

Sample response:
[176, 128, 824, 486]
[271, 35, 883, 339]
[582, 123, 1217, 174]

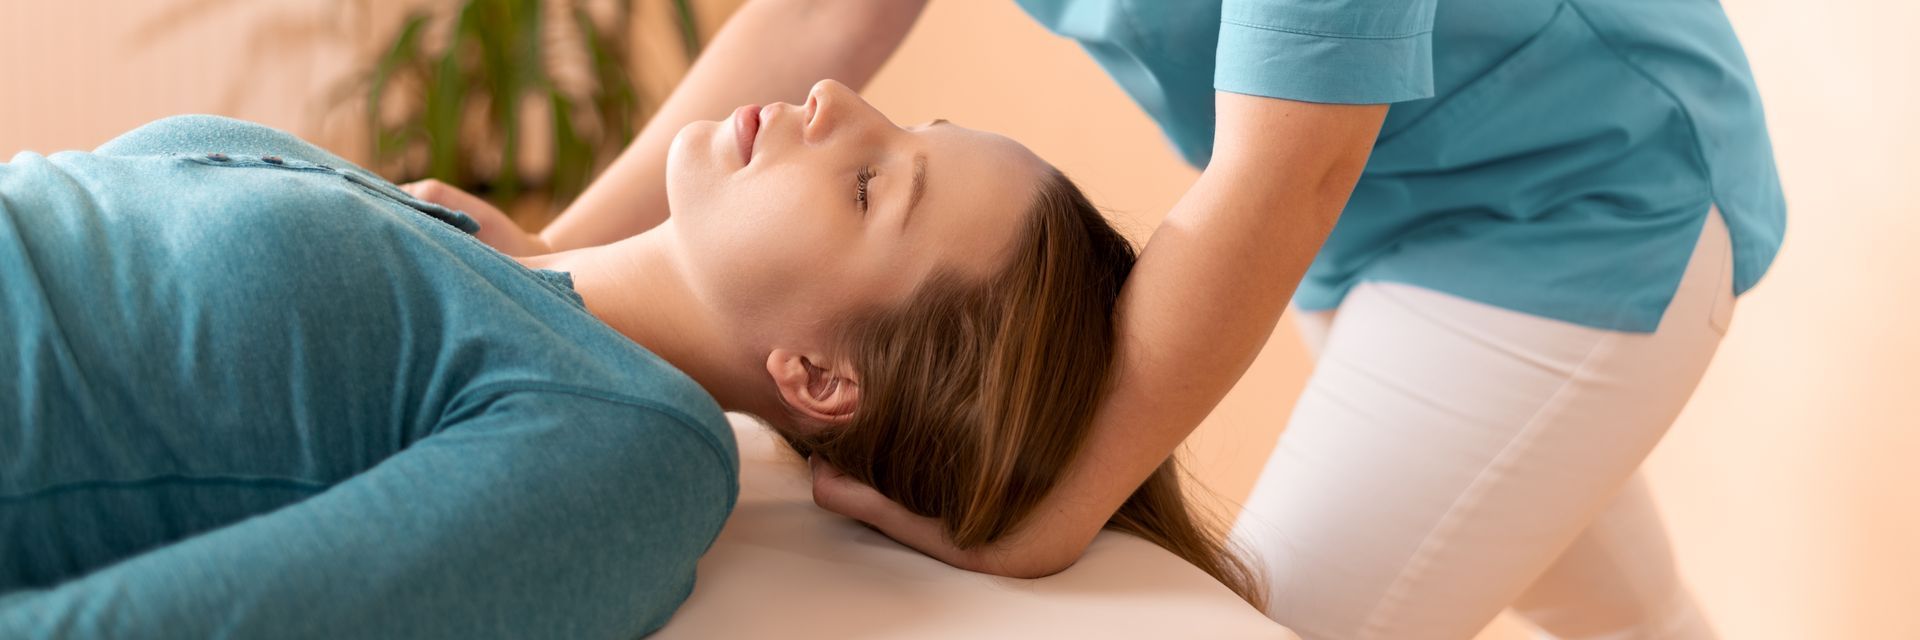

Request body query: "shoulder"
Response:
[445, 380, 741, 528]
[461, 364, 739, 484]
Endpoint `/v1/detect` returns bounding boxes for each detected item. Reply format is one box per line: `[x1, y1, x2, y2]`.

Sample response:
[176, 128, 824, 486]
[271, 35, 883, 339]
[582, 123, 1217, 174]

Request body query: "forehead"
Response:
[907, 124, 1047, 280]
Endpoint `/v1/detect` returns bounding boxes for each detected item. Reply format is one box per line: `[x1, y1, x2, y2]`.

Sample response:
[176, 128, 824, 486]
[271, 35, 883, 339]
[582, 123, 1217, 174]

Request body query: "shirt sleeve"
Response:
[1214, 0, 1439, 104]
[0, 390, 737, 640]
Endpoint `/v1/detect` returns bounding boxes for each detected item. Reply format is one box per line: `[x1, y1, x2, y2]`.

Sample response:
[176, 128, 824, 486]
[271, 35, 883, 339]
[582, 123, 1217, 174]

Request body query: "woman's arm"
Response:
[0, 393, 735, 639]
[537, 0, 929, 251]
[813, 92, 1389, 578]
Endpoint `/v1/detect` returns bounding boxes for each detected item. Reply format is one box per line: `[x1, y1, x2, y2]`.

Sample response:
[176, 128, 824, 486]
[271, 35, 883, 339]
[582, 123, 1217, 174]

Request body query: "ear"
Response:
[766, 348, 861, 427]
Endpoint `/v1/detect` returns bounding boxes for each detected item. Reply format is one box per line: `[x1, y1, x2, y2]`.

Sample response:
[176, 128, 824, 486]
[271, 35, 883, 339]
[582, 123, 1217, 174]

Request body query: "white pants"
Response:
[1229, 209, 1734, 640]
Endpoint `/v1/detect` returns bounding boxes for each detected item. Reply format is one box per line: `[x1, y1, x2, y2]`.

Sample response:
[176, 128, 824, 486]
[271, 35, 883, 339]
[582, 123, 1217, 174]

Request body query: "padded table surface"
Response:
[653, 414, 1295, 639]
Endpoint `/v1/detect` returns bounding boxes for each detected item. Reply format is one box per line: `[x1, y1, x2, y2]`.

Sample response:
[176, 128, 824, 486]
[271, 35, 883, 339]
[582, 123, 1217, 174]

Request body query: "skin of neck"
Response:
[513, 224, 780, 418]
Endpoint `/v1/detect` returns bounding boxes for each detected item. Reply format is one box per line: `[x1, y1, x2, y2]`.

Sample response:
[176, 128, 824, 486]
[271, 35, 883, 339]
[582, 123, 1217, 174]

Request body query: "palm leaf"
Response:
[668, 0, 700, 62]
[349, 0, 709, 221]
[368, 13, 428, 163]
[424, 5, 475, 183]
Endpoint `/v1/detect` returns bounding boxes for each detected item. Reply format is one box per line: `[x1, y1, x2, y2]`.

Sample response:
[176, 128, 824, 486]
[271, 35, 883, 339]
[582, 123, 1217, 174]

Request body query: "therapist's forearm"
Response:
[1003, 95, 1389, 577]
[539, 0, 927, 251]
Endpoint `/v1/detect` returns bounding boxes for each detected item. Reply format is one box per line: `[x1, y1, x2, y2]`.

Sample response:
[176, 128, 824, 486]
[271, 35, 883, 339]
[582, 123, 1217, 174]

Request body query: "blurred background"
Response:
[2, 1, 1913, 638]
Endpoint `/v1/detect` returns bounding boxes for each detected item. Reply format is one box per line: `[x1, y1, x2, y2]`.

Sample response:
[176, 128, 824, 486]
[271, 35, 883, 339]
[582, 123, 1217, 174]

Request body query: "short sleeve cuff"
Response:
[1214, 19, 1435, 104]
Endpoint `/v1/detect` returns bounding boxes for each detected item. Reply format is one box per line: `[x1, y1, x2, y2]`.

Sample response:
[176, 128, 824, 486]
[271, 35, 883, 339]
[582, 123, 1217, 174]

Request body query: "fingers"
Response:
[807, 455, 867, 519]
[398, 178, 444, 199]
[395, 180, 549, 253]
[804, 456, 1001, 574]
[399, 179, 485, 215]
[809, 456, 904, 529]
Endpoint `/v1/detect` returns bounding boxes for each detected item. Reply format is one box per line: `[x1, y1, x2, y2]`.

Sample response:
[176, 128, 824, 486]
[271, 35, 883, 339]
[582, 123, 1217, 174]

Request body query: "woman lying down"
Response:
[0, 80, 1260, 638]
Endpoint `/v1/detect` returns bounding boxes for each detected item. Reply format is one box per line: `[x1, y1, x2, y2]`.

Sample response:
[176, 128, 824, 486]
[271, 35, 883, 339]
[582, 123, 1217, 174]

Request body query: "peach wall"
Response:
[3, 1, 1914, 638]
[0, 2, 364, 156]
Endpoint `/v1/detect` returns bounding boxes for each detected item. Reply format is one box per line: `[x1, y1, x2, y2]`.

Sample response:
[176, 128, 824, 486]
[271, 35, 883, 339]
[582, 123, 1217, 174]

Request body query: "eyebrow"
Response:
[905, 151, 928, 231]
[902, 119, 947, 230]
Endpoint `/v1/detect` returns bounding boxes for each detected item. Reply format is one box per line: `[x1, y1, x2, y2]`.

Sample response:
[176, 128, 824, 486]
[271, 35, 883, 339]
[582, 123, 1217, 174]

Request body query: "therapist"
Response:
[456, 1, 1783, 638]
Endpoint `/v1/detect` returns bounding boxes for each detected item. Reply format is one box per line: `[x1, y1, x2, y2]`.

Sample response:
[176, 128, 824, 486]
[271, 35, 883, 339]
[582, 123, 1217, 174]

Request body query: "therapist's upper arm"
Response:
[1011, 3, 1430, 576]
[1205, 0, 1433, 204]
[1216, 0, 1438, 105]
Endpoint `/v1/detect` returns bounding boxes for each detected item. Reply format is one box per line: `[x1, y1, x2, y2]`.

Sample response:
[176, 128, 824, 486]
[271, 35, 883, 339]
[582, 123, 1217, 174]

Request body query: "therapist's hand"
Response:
[401, 179, 554, 257]
[807, 456, 1049, 579]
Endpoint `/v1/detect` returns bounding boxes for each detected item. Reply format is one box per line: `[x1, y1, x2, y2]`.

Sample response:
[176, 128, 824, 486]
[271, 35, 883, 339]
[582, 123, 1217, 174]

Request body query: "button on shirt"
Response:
[1015, 0, 1785, 331]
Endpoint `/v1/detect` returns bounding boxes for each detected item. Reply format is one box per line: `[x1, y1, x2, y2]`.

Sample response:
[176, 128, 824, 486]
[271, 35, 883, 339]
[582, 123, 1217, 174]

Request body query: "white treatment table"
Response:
[652, 414, 1297, 639]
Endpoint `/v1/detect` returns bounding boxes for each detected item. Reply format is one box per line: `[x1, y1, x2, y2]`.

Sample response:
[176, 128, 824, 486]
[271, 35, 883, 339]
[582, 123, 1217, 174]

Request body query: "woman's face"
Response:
[665, 79, 1048, 345]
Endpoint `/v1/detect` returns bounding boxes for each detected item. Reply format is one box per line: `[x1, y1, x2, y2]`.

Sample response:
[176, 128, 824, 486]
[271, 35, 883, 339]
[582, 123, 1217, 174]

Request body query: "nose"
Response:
[804, 79, 892, 142]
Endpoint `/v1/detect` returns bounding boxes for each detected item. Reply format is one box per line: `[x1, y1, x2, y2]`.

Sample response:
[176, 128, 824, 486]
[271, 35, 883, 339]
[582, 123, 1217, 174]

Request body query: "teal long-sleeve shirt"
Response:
[0, 115, 739, 638]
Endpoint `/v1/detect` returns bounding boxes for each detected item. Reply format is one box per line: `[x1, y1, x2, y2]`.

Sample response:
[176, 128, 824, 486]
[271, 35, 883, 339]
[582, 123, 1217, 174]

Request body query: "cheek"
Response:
[724, 205, 842, 291]
[679, 200, 855, 322]
[665, 156, 903, 324]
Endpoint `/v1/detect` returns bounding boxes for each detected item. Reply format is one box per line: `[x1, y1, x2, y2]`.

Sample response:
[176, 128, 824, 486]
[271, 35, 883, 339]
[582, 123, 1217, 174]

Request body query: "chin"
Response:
[664, 122, 708, 183]
[663, 122, 718, 221]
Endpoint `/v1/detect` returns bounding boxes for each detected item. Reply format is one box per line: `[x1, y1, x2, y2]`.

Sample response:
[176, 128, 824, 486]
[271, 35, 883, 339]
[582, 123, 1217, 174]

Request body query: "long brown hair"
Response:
[779, 169, 1266, 611]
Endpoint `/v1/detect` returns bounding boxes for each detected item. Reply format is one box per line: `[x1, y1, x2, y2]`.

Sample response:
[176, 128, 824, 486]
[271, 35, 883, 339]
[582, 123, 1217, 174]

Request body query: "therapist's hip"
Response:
[1230, 208, 1734, 639]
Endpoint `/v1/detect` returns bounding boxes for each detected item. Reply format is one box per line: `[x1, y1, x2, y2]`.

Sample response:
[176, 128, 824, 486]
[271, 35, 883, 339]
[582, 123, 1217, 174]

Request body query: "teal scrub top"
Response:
[1014, 0, 1785, 331]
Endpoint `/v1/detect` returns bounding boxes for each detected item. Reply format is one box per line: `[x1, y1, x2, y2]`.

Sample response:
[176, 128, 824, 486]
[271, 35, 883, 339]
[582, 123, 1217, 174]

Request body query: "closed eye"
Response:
[855, 165, 875, 215]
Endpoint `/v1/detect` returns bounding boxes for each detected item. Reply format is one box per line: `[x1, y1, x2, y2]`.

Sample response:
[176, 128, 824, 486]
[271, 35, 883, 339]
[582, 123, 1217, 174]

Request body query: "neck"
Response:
[515, 225, 768, 415]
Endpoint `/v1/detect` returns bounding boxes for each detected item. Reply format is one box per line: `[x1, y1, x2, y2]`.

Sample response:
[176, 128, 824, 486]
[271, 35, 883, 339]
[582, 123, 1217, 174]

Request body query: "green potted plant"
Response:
[349, 0, 701, 220]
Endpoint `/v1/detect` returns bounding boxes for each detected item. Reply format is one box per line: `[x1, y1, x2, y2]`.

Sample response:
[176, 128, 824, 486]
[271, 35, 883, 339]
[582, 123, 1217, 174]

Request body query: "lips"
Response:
[732, 104, 761, 165]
